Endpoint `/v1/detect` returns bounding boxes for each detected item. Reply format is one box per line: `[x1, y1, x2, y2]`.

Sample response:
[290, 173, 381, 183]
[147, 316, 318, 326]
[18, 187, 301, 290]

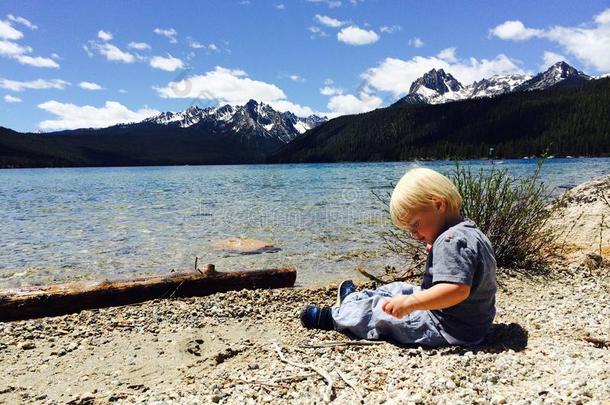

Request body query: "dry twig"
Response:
[336, 369, 364, 403]
[298, 340, 384, 348]
[272, 340, 334, 403]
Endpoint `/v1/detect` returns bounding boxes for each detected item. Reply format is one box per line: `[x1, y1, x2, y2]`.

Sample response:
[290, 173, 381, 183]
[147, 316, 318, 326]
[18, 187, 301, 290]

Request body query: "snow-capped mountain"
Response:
[513, 61, 591, 92]
[143, 99, 327, 143]
[397, 68, 465, 104]
[393, 61, 593, 107]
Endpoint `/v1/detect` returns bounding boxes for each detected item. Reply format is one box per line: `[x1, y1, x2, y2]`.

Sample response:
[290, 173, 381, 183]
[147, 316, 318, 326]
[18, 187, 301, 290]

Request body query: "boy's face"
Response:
[402, 198, 449, 245]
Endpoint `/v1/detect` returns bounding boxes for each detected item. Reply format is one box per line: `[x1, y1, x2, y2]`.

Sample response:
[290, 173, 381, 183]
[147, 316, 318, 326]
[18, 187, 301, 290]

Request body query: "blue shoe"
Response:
[300, 306, 334, 330]
[334, 280, 357, 307]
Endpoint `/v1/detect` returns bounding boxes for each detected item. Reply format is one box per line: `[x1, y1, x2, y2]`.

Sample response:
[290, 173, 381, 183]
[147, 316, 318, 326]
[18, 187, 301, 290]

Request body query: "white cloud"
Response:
[149, 54, 184, 71]
[0, 78, 70, 91]
[320, 85, 343, 96]
[4, 94, 21, 103]
[154, 66, 324, 118]
[337, 25, 379, 45]
[154, 66, 286, 105]
[155, 66, 325, 118]
[596, 8, 610, 24]
[380, 25, 402, 34]
[489, 20, 544, 41]
[307, 0, 342, 8]
[189, 40, 205, 49]
[318, 80, 386, 118]
[128, 41, 150, 50]
[154, 28, 177, 44]
[362, 51, 525, 98]
[490, 8, 610, 72]
[0, 19, 22, 40]
[314, 14, 345, 28]
[187, 38, 219, 52]
[0, 20, 57, 68]
[37, 100, 160, 130]
[118, 89, 128, 94]
[541, 51, 568, 69]
[91, 42, 135, 63]
[543, 11, 610, 71]
[14, 54, 59, 68]
[97, 30, 113, 41]
[0, 39, 30, 56]
[326, 91, 383, 116]
[267, 99, 317, 117]
[275, 3, 285, 10]
[289, 74, 304, 82]
[83, 44, 94, 57]
[79, 81, 103, 90]
[7, 14, 37, 30]
[408, 37, 424, 48]
[308, 26, 328, 38]
[437, 47, 457, 63]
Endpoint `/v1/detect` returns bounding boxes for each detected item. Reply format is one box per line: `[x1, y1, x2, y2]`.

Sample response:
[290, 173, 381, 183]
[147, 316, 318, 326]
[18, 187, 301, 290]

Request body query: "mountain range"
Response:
[142, 99, 327, 144]
[0, 61, 608, 168]
[393, 61, 592, 105]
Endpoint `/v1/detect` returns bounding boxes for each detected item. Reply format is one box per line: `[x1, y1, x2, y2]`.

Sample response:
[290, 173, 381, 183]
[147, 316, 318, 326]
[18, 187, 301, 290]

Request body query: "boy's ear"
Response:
[432, 197, 446, 212]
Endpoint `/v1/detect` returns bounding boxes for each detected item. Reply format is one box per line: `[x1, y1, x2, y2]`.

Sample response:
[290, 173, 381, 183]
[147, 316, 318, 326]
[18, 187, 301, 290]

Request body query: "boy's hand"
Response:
[381, 294, 417, 319]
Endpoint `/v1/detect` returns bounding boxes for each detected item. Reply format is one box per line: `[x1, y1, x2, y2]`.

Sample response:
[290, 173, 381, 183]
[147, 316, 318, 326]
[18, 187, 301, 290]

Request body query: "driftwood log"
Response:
[0, 264, 296, 322]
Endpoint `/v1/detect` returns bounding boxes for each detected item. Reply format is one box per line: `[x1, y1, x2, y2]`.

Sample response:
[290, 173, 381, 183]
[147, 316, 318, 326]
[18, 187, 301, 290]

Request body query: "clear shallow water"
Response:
[1, 158, 608, 288]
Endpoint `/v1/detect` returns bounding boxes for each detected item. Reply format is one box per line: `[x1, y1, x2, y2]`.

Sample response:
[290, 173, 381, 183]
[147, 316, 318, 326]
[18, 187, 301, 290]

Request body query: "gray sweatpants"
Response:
[330, 281, 450, 347]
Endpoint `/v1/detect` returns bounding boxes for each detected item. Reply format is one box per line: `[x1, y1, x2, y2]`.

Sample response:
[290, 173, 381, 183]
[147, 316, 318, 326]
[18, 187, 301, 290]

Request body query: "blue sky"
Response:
[1, 0, 609, 132]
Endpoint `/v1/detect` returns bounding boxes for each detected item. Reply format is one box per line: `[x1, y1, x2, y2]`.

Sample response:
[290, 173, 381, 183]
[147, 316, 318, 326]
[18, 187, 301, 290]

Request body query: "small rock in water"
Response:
[211, 237, 280, 255]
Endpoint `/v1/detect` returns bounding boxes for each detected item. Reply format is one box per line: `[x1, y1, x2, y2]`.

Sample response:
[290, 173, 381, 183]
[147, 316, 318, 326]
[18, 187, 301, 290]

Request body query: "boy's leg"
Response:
[331, 282, 449, 347]
[330, 281, 416, 338]
[372, 305, 448, 347]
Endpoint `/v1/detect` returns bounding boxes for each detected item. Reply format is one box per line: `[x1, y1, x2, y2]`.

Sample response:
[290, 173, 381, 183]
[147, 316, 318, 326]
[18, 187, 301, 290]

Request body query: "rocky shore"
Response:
[1, 264, 608, 404]
[1, 176, 609, 404]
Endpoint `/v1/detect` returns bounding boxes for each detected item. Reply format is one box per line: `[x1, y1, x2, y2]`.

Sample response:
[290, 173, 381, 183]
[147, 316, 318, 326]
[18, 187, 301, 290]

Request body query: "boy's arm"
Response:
[381, 282, 470, 319]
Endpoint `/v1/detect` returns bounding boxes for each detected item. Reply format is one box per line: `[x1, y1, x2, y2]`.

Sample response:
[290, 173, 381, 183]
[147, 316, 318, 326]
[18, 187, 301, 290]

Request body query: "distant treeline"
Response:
[0, 123, 276, 169]
[269, 77, 610, 163]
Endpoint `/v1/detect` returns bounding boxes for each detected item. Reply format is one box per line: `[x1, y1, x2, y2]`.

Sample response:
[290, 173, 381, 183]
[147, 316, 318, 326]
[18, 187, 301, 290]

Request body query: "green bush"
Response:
[449, 158, 561, 270]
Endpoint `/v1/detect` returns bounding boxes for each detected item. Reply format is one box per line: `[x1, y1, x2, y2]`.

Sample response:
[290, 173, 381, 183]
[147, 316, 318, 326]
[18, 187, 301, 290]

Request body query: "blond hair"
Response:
[390, 167, 462, 228]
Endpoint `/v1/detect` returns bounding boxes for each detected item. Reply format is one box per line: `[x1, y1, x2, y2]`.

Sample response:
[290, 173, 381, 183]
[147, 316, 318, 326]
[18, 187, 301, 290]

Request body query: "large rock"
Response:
[547, 174, 610, 263]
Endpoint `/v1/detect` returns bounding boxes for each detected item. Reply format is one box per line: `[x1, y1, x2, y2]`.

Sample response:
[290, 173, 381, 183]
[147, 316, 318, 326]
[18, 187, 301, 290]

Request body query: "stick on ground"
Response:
[272, 340, 334, 403]
[337, 369, 364, 403]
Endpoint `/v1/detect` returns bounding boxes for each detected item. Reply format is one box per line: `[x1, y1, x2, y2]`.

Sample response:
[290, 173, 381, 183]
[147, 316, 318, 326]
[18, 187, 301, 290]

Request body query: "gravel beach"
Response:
[1, 176, 609, 405]
[1, 265, 608, 404]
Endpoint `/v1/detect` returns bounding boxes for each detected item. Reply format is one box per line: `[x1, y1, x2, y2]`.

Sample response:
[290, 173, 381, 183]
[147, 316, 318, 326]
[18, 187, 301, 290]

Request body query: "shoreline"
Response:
[1, 155, 609, 171]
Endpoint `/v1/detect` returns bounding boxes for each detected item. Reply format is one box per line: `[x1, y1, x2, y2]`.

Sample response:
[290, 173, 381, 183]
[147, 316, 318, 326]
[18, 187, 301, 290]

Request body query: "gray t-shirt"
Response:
[421, 217, 497, 344]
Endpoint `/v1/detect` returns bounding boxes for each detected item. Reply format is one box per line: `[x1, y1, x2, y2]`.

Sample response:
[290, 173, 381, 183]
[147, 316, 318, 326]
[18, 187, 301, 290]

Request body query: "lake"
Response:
[1, 157, 608, 288]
